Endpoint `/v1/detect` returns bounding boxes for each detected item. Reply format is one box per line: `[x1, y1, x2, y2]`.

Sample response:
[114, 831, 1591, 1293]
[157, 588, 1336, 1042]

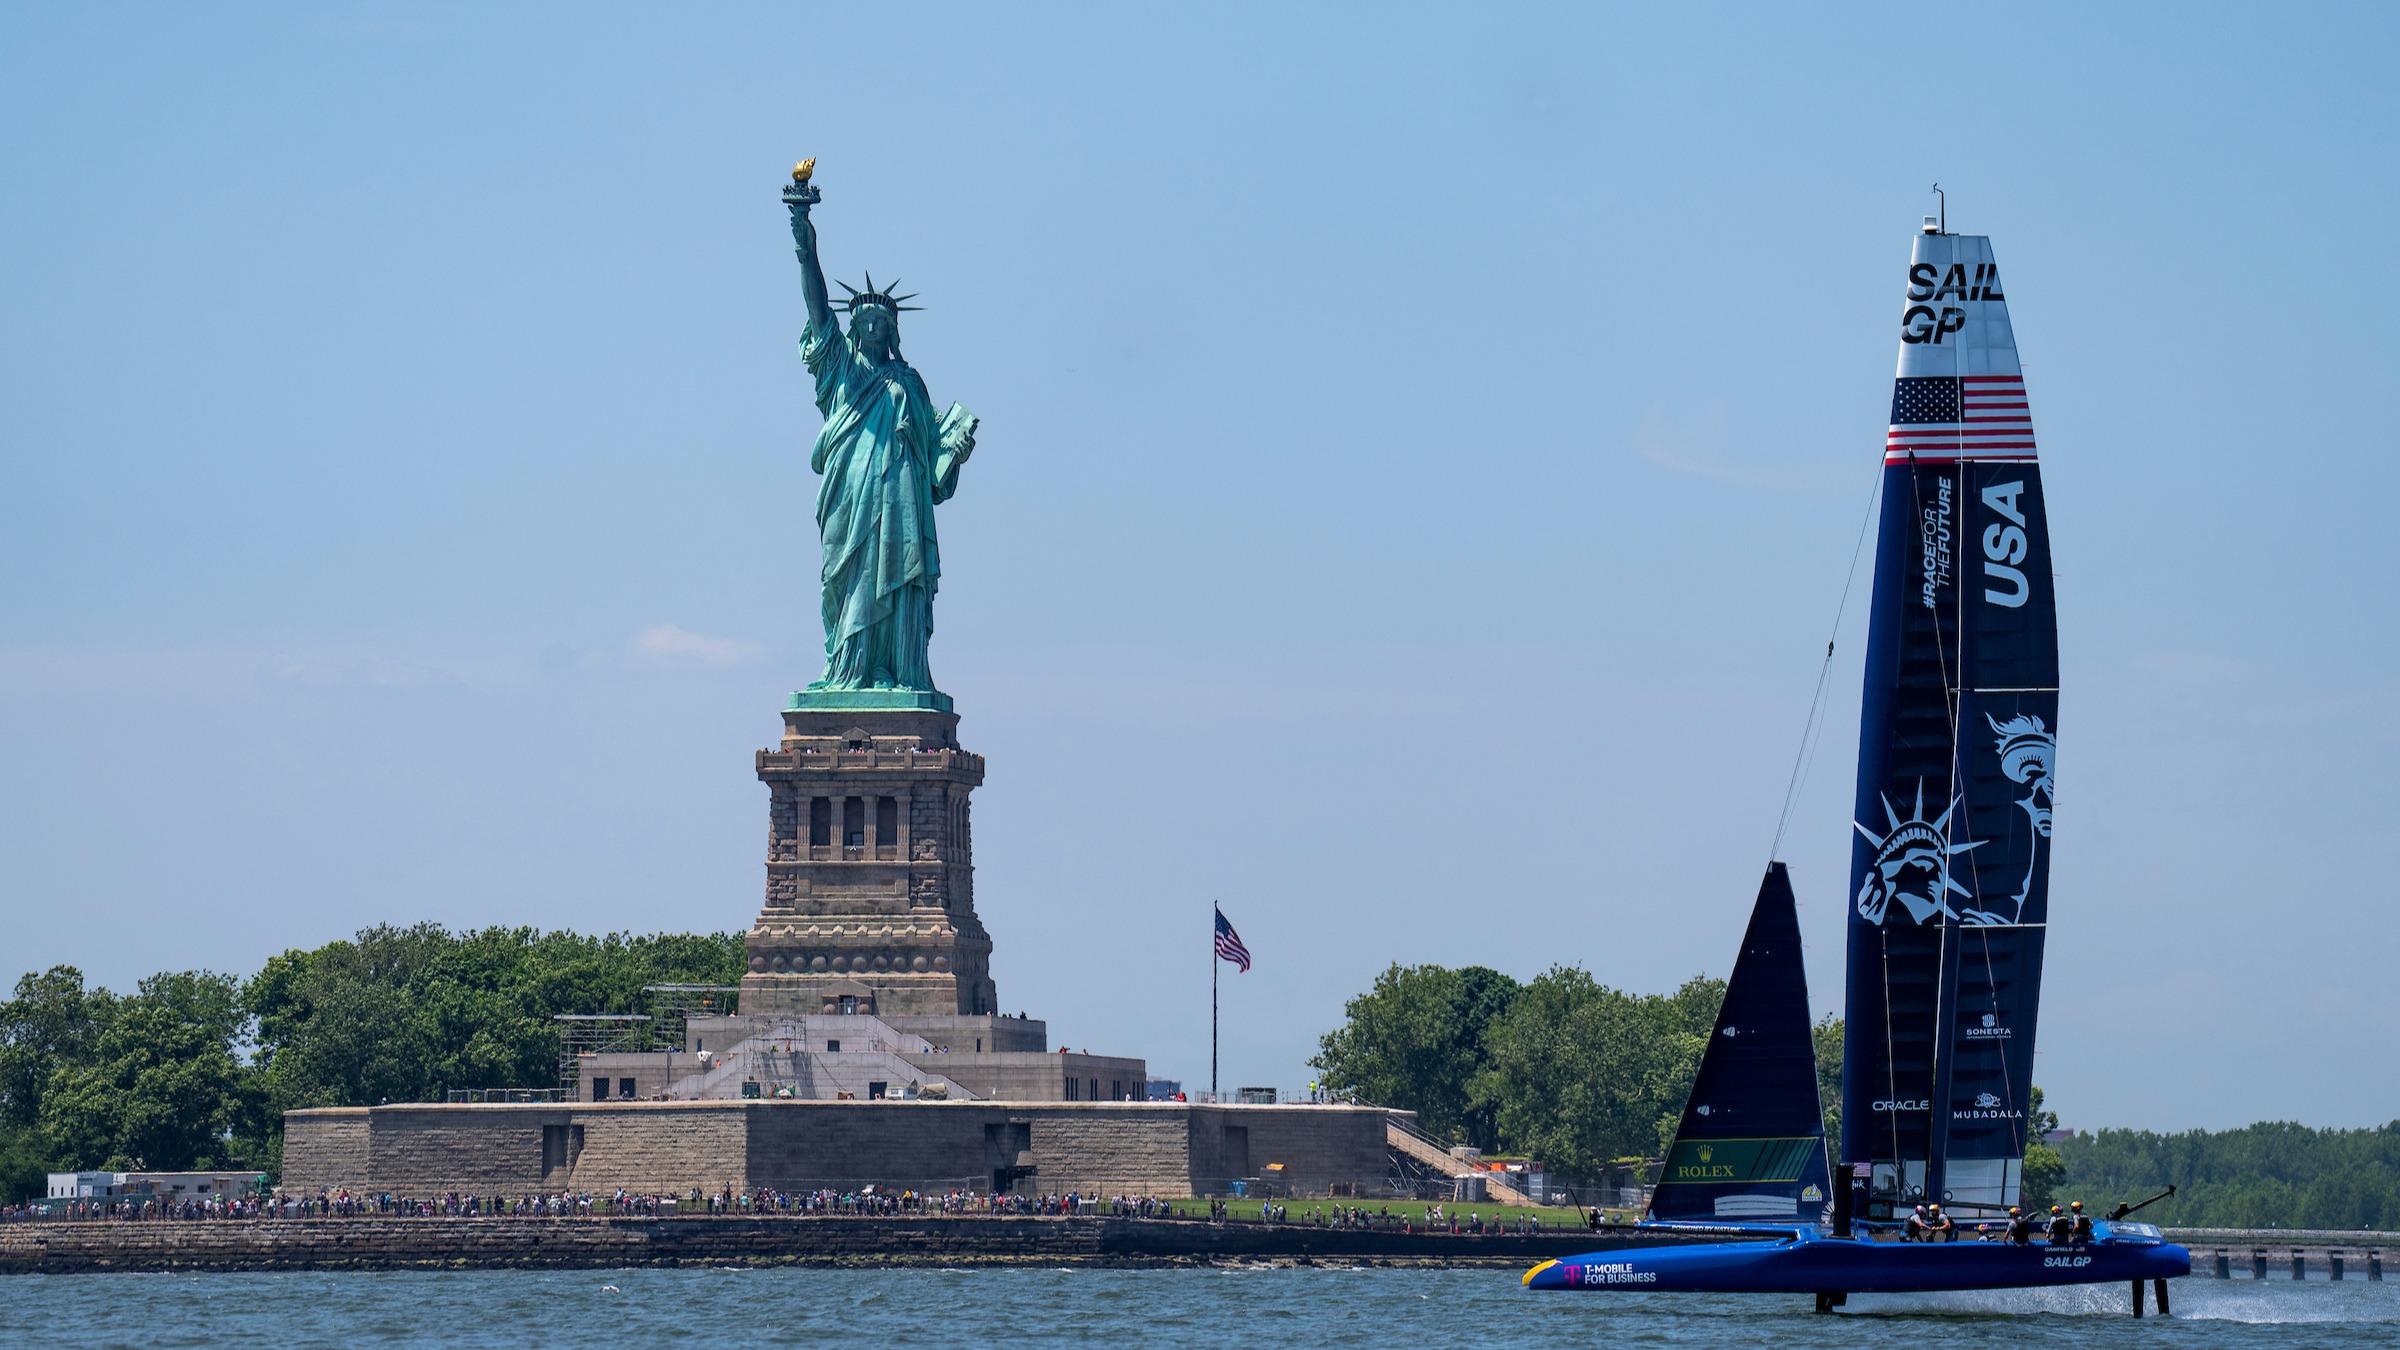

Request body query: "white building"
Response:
[45, 1170, 260, 1201]
[46, 1171, 124, 1199]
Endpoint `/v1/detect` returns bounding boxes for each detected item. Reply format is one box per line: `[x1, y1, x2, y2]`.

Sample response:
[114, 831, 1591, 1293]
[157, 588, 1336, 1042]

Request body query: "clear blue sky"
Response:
[4, 4, 2393, 1132]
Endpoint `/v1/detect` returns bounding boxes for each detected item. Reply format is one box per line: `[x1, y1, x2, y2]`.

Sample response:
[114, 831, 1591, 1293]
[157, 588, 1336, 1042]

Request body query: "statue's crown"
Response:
[838, 272, 921, 314]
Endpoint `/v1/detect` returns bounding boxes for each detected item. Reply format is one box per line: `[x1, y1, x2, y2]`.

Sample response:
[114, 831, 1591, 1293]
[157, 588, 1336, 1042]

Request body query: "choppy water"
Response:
[3, 1266, 2394, 1346]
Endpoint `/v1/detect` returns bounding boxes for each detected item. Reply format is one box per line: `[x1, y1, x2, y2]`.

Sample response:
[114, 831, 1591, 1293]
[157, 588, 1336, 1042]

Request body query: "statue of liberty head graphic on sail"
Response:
[1854, 781, 1981, 926]
[1854, 716, 2057, 929]
[1979, 711, 2056, 925]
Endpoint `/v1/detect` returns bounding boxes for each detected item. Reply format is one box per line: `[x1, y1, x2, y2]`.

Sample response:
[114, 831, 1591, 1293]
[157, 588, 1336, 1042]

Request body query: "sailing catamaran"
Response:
[1525, 215, 2188, 1311]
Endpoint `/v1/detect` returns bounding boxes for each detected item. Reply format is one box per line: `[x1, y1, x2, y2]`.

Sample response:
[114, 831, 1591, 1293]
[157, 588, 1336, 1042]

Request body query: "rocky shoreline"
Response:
[0, 1216, 1682, 1275]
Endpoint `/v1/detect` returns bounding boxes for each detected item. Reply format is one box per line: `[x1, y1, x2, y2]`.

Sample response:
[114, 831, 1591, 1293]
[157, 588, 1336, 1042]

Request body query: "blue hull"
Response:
[1525, 1234, 2190, 1294]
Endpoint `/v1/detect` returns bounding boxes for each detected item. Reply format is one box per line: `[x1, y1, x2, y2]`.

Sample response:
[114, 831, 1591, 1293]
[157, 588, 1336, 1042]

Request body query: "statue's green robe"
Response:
[802, 314, 968, 691]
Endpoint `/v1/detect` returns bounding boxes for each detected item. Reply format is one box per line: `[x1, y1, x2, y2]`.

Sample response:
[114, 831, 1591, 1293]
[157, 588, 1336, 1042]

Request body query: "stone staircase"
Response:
[665, 1019, 974, 1101]
[1385, 1118, 1535, 1206]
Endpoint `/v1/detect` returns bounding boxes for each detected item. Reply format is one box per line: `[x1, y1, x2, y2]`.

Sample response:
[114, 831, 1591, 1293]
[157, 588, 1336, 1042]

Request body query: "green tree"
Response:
[1309, 964, 1519, 1151]
[1812, 1013, 1843, 1147]
[38, 971, 253, 1172]
[2055, 1119, 2400, 1228]
[1476, 968, 1722, 1179]
[244, 922, 747, 1115]
[0, 928, 746, 1199]
[0, 966, 105, 1130]
[2020, 1085, 2065, 1210]
[1, 967, 111, 1198]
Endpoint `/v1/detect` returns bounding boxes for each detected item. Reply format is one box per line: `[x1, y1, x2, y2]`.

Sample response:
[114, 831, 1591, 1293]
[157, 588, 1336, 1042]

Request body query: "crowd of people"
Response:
[1300, 1203, 1545, 1235]
[4, 1186, 1553, 1235]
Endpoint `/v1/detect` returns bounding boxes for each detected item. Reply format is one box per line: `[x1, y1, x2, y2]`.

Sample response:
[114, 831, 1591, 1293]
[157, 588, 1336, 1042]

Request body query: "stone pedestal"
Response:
[741, 700, 998, 1018]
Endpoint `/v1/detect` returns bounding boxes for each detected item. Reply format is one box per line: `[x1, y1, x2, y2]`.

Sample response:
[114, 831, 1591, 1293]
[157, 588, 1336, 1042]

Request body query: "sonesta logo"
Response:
[1962, 1012, 2012, 1040]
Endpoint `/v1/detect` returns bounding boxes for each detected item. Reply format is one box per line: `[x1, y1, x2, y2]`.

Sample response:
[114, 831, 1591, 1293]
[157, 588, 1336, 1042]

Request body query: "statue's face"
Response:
[852, 306, 896, 358]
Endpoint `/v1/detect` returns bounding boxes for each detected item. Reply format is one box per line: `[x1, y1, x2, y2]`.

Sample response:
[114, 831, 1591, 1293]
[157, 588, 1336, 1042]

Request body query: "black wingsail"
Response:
[1649, 863, 1832, 1224]
[1841, 228, 2057, 1220]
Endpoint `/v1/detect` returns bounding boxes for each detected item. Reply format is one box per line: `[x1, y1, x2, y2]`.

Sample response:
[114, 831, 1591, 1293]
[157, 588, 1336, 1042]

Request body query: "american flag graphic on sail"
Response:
[1885, 374, 2037, 463]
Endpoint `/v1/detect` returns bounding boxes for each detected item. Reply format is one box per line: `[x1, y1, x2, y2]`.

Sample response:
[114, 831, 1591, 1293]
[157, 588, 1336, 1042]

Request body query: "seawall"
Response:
[0, 1217, 1684, 1275]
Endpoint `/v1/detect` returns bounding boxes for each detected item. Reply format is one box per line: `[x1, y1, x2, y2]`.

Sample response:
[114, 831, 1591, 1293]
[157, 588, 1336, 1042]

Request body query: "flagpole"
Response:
[1210, 903, 1219, 1103]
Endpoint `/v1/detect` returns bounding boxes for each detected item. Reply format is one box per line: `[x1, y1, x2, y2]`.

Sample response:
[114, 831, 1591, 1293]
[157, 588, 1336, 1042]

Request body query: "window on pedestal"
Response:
[809, 798, 832, 849]
[876, 797, 898, 857]
[844, 797, 865, 850]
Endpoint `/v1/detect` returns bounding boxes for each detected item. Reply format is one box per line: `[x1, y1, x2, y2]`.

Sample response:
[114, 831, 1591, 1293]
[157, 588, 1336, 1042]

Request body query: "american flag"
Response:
[1214, 908, 1251, 973]
[1885, 374, 2036, 463]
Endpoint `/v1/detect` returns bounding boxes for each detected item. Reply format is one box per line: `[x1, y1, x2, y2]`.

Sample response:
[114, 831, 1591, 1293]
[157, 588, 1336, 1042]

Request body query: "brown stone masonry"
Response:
[0, 1217, 1674, 1274]
[281, 1101, 1396, 1200]
[745, 706, 997, 1018]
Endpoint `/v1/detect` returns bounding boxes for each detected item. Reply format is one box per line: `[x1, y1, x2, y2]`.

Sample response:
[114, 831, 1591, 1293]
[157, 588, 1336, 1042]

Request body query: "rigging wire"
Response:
[1768, 464, 1884, 862]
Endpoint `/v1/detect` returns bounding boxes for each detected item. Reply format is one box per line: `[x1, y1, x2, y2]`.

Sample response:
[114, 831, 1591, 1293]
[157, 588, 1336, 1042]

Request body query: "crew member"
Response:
[2046, 1205, 2072, 1243]
[2069, 1200, 2094, 1243]
[1903, 1205, 1929, 1242]
[1925, 1204, 1954, 1242]
[2006, 1206, 2034, 1245]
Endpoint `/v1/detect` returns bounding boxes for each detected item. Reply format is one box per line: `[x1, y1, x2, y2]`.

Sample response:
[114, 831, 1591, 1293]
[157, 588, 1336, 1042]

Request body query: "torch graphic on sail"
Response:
[1984, 713, 2056, 925]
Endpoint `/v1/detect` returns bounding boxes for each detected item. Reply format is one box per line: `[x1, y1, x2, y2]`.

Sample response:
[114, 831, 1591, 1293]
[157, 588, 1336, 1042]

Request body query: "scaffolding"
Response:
[643, 984, 741, 1054]
[446, 1087, 568, 1104]
[553, 1014, 650, 1093]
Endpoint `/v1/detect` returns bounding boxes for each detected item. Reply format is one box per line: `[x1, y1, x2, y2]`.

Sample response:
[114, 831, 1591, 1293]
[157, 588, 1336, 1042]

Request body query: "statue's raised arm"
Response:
[785, 159, 832, 335]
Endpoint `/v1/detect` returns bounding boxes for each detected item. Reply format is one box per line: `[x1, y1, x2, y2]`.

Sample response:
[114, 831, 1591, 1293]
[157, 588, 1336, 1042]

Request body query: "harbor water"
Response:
[3, 1265, 2394, 1347]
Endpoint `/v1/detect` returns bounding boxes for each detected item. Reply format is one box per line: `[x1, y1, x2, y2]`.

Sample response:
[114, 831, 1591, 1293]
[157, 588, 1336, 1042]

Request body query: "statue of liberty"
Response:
[783, 161, 978, 699]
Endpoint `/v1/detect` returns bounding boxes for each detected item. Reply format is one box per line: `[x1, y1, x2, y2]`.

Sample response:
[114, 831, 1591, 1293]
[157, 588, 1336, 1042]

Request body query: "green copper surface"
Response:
[784, 172, 978, 698]
[785, 688, 954, 713]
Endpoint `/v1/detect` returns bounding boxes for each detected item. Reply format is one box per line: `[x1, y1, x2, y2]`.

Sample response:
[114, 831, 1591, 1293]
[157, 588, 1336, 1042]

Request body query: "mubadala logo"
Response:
[1954, 1091, 2025, 1122]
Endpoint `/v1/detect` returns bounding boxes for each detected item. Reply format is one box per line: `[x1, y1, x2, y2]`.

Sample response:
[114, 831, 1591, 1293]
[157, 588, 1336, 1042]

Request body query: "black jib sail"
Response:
[1650, 863, 1832, 1224]
[1840, 227, 2057, 1220]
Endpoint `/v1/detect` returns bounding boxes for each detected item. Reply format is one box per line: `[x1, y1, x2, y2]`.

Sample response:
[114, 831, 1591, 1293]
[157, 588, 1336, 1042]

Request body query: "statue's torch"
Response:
[783, 157, 820, 213]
